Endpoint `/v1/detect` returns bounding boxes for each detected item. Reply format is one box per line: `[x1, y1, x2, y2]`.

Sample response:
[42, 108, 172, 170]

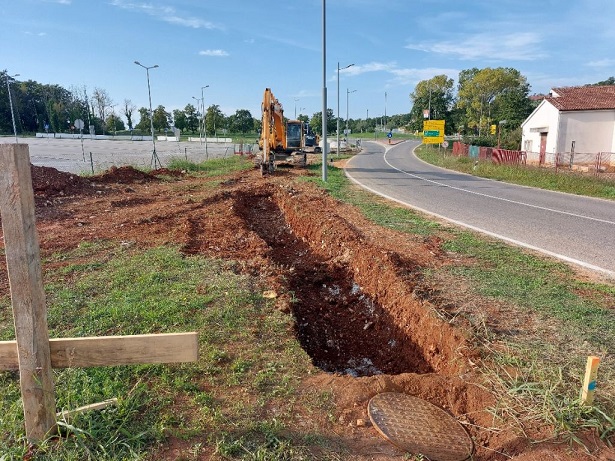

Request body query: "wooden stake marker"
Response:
[0, 144, 198, 443]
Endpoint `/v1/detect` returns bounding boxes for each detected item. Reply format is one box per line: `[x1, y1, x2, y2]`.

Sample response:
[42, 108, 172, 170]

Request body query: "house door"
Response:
[539, 133, 547, 165]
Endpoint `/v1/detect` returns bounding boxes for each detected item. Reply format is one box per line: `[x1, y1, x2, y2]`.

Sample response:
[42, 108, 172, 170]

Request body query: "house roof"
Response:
[546, 85, 615, 111]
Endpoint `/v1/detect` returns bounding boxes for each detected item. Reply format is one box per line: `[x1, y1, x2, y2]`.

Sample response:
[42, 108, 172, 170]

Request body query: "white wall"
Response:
[558, 110, 615, 153]
[521, 100, 560, 154]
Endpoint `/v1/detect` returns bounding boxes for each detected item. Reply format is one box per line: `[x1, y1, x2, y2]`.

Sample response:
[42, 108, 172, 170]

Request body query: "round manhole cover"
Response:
[368, 392, 473, 461]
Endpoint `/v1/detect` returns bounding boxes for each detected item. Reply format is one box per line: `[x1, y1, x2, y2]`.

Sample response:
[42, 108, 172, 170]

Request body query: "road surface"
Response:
[345, 140, 615, 278]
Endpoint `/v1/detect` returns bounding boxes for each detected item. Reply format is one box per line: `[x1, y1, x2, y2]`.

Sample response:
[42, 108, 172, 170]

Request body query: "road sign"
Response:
[442, 140, 449, 148]
[74, 119, 84, 130]
[422, 120, 445, 144]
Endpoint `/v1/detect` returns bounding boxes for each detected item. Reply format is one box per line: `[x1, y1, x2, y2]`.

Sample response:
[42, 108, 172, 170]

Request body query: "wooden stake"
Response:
[0, 144, 57, 442]
[581, 356, 600, 405]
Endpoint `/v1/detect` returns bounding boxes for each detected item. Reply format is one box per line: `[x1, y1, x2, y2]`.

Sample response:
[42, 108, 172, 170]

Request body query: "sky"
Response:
[2, 0, 615, 124]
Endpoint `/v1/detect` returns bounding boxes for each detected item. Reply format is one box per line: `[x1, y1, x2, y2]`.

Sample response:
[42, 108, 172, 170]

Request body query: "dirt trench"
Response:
[197, 181, 473, 377]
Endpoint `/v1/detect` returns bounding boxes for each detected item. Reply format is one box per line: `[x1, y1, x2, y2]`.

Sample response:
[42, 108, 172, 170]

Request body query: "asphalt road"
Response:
[0, 137, 248, 175]
[345, 140, 615, 278]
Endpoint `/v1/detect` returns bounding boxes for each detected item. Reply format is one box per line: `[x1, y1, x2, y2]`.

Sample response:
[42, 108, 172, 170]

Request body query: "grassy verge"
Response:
[415, 144, 615, 199]
[306, 162, 615, 443]
[0, 245, 325, 459]
[167, 154, 254, 176]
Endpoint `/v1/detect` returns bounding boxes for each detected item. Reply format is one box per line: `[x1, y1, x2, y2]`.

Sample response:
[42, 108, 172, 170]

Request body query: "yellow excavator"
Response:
[259, 88, 318, 175]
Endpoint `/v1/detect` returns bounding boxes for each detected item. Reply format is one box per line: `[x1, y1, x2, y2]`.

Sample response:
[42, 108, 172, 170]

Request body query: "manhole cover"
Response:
[368, 392, 473, 461]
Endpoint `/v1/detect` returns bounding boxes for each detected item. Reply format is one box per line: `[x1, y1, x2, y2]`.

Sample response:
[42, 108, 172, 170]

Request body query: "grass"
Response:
[0, 244, 317, 459]
[415, 144, 615, 199]
[167, 154, 254, 176]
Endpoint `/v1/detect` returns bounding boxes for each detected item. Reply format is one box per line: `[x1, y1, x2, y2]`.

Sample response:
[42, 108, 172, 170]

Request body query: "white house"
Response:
[521, 85, 615, 166]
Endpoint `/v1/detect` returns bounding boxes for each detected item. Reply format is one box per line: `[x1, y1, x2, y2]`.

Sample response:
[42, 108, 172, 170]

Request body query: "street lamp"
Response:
[497, 120, 507, 148]
[384, 91, 387, 131]
[134, 60, 160, 168]
[192, 96, 203, 145]
[201, 85, 209, 155]
[337, 62, 354, 157]
[294, 98, 299, 119]
[5, 72, 20, 143]
[346, 88, 356, 138]
[321, 0, 327, 181]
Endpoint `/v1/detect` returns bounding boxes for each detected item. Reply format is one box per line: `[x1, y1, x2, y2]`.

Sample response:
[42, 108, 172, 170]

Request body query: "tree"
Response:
[593, 77, 615, 85]
[409, 75, 454, 133]
[135, 107, 151, 132]
[228, 109, 253, 134]
[205, 104, 225, 135]
[106, 113, 125, 133]
[172, 108, 188, 132]
[456, 67, 530, 136]
[309, 108, 335, 136]
[184, 104, 199, 133]
[92, 87, 113, 134]
[123, 99, 136, 130]
[152, 105, 170, 132]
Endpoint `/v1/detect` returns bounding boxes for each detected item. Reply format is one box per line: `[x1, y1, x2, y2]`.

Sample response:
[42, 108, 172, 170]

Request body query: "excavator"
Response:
[259, 88, 319, 175]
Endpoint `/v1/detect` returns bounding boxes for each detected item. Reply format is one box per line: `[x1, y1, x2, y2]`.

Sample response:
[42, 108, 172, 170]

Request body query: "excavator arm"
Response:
[260, 88, 287, 174]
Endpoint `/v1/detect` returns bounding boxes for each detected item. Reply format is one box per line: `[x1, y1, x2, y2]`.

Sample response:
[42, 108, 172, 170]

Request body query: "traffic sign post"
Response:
[423, 120, 445, 144]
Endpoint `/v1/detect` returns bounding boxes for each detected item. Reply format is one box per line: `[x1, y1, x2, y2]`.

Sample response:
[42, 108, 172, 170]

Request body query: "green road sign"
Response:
[423, 130, 440, 137]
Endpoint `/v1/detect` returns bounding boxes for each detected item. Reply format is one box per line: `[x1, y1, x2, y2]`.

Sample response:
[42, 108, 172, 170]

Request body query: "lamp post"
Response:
[384, 91, 387, 131]
[346, 88, 356, 139]
[5, 73, 20, 143]
[337, 62, 354, 157]
[192, 96, 203, 145]
[294, 98, 299, 119]
[134, 61, 160, 168]
[321, 0, 327, 181]
[201, 85, 209, 156]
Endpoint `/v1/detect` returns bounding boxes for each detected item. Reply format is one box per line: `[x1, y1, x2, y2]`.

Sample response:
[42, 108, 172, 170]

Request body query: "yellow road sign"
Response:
[423, 120, 445, 144]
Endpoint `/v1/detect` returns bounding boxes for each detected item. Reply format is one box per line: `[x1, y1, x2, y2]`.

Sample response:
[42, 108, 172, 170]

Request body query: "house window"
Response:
[524, 140, 533, 152]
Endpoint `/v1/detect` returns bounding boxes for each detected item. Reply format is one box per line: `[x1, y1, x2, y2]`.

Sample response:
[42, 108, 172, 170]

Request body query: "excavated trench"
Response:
[231, 184, 470, 377]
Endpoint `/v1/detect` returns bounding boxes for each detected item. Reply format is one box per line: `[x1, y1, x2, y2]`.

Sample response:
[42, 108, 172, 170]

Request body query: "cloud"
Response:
[329, 60, 460, 88]
[586, 58, 615, 68]
[199, 49, 229, 57]
[406, 32, 546, 61]
[110, 0, 222, 30]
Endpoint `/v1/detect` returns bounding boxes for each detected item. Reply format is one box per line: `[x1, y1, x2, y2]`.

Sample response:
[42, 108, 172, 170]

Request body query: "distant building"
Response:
[521, 85, 615, 164]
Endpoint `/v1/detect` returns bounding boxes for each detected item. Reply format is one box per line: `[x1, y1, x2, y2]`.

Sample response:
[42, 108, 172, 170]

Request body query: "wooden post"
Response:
[581, 356, 600, 405]
[0, 144, 57, 442]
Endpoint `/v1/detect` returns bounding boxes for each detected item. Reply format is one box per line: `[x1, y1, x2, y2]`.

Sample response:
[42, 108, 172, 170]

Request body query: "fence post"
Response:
[0, 144, 57, 442]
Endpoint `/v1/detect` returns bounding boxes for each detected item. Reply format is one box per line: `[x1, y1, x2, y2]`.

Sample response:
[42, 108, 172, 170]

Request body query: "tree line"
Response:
[1, 69, 613, 148]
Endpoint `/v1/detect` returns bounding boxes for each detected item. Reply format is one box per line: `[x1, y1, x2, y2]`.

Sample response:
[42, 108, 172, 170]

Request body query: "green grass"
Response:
[167, 155, 254, 176]
[415, 145, 615, 199]
[0, 244, 314, 460]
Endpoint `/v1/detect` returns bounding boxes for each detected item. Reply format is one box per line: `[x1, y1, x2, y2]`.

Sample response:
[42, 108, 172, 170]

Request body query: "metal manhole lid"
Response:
[368, 392, 473, 461]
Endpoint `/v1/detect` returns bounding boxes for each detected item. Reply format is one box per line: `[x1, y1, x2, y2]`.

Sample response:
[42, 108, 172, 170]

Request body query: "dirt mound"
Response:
[30, 165, 95, 197]
[91, 165, 159, 184]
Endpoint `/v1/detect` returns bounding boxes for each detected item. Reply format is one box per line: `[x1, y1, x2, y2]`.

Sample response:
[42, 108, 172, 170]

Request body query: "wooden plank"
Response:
[0, 144, 57, 442]
[0, 332, 199, 370]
